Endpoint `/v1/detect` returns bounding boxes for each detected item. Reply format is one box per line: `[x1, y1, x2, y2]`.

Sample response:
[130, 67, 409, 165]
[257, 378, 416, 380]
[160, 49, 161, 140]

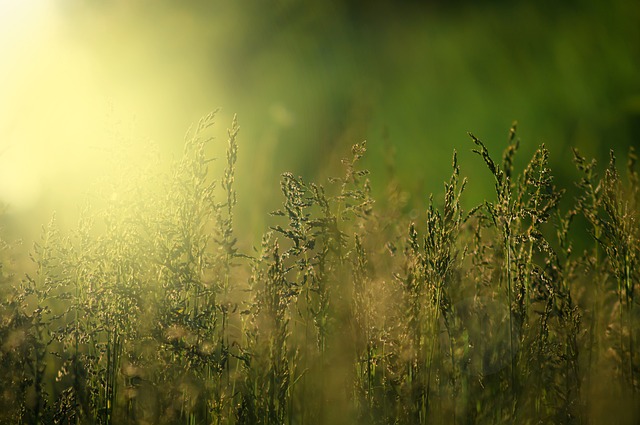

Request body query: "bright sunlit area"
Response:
[1, 1, 639, 424]
[1, 1, 639, 232]
[0, 1, 235, 233]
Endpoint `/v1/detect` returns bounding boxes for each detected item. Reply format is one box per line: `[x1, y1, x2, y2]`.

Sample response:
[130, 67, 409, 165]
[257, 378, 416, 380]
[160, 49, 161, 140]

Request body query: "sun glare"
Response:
[0, 0, 121, 214]
[0, 145, 42, 212]
[0, 0, 48, 212]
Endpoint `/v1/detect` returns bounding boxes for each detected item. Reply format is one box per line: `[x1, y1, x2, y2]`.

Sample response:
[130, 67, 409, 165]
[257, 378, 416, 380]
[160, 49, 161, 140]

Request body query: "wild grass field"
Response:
[1, 112, 639, 424]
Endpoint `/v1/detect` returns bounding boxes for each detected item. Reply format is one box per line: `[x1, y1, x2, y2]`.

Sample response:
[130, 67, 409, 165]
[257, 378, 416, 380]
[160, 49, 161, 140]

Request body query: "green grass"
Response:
[1, 112, 639, 424]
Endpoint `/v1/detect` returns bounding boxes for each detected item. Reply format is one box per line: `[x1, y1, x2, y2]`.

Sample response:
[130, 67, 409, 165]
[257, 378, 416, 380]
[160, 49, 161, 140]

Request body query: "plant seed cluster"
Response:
[1, 115, 638, 424]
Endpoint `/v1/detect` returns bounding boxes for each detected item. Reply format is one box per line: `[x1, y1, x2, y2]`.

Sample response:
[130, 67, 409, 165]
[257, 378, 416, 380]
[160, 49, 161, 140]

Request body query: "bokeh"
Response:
[1, 0, 638, 242]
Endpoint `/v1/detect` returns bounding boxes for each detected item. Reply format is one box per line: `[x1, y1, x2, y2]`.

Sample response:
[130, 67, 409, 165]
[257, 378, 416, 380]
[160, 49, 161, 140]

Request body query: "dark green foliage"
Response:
[1, 114, 639, 424]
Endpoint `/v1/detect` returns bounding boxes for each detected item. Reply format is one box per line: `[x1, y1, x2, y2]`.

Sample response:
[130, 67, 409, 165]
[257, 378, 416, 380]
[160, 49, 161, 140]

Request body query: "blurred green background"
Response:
[1, 0, 639, 242]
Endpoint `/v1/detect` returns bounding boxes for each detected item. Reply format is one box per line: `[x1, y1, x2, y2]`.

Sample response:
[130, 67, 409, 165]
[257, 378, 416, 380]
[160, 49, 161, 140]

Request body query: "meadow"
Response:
[1, 112, 638, 424]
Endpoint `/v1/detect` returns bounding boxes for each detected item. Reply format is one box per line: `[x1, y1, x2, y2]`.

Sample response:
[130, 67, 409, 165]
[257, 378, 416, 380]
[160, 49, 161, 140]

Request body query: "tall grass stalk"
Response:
[2, 114, 639, 424]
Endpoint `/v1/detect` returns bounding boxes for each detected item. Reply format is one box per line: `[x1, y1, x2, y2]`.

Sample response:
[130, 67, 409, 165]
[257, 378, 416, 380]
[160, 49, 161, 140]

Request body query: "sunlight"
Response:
[0, 0, 228, 219]
[0, 144, 42, 212]
[0, 0, 126, 214]
[0, 0, 50, 212]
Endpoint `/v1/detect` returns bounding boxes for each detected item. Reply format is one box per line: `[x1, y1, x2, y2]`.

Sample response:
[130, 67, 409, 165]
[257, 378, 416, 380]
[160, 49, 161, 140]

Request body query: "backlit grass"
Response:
[1, 113, 638, 424]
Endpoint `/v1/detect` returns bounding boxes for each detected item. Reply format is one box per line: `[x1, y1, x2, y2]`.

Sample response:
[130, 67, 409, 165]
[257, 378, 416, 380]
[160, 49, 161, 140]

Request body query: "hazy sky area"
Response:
[1, 0, 639, 240]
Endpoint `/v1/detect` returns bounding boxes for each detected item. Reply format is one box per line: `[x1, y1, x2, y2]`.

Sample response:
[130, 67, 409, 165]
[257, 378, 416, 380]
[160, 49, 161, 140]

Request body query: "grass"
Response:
[0, 112, 639, 424]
